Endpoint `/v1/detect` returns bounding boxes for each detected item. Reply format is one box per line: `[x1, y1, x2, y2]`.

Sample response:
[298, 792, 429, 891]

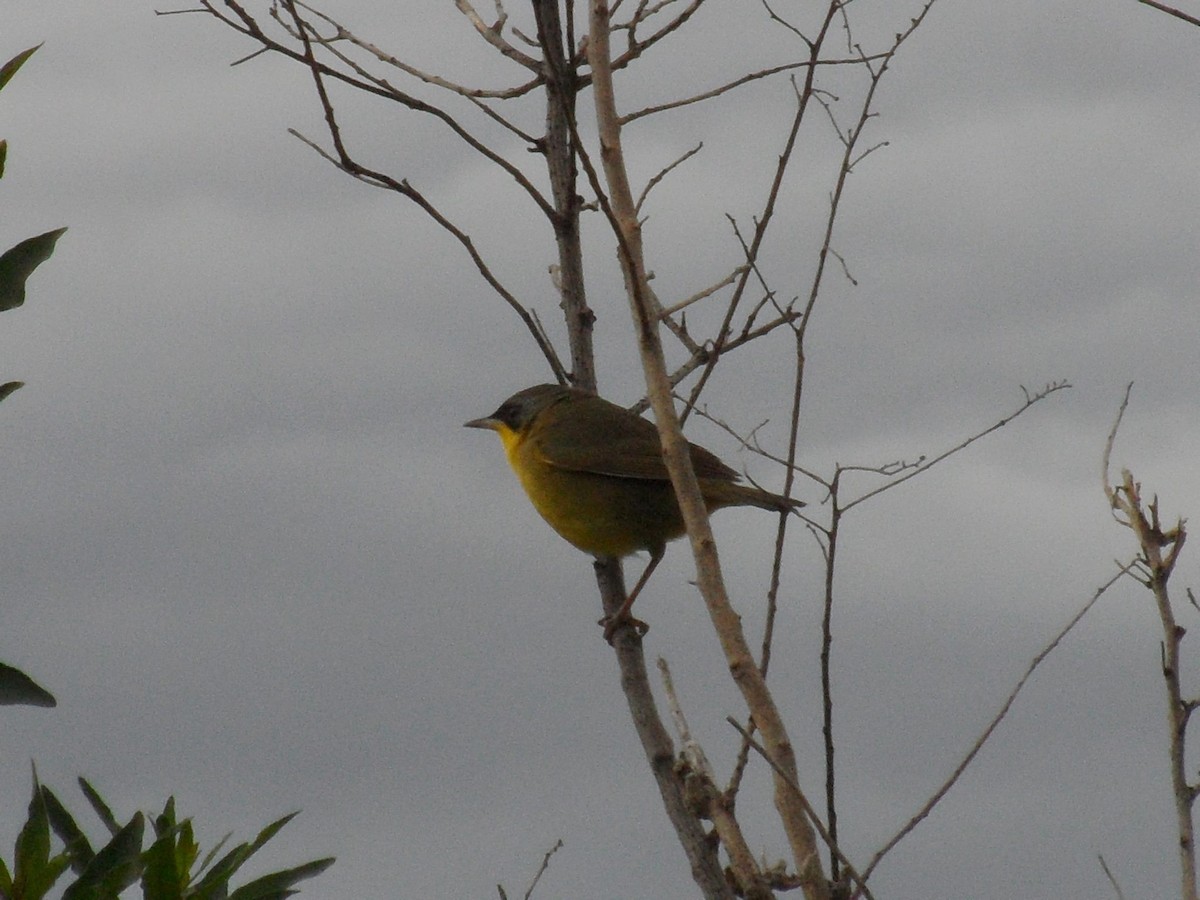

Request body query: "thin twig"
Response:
[842, 381, 1071, 514]
[682, 1, 842, 418]
[855, 561, 1136, 891]
[1101, 381, 1134, 515]
[635, 142, 703, 214]
[303, 1, 541, 98]
[455, 0, 541, 68]
[523, 839, 563, 900]
[621, 54, 889, 124]
[659, 266, 747, 318]
[1098, 854, 1127, 900]
[726, 718, 875, 900]
[284, 140, 565, 381]
[1137, 0, 1200, 27]
[201, 0, 557, 218]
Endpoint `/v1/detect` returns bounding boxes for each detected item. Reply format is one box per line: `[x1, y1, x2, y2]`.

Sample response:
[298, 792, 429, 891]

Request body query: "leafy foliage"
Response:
[0, 35, 328, 900]
[1, 40, 65, 707]
[0, 776, 333, 900]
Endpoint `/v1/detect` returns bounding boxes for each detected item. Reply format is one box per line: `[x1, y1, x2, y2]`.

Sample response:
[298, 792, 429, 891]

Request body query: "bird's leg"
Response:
[601, 546, 663, 643]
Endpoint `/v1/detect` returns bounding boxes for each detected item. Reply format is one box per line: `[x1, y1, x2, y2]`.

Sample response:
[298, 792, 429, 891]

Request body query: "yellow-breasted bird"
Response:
[465, 383, 803, 636]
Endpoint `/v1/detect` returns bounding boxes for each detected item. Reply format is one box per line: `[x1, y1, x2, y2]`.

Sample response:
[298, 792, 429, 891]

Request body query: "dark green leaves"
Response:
[0, 45, 40, 95]
[0, 228, 67, 312]
[7, 772, 71, 900]
[1, 41, 66, 389]
[59, 813, 144, 900]
[0, 663, 56, 708]
[227, 858, 337, 900]
[40, 787, 93, 875]
[1, 781, 333, 900]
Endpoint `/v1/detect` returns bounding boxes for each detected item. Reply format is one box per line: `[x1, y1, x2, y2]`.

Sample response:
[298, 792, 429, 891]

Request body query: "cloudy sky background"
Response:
[3, 1, 1200, 897]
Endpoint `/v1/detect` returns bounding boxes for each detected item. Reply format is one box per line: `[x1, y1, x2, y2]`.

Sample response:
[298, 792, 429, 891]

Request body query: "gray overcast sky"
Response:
[3, 2, 1200, 898]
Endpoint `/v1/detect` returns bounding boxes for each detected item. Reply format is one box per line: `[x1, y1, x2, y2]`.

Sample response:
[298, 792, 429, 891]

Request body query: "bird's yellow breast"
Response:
[496, 421, 684, 559]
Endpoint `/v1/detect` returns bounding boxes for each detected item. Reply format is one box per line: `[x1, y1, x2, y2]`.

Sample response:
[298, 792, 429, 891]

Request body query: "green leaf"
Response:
[190, 841, 253, 898]
[141, 826, 182, 900]
[42, 786, 95, 874]
[77, 779, 120, 837]
[191, 830, 231, 883]
[0, 227, 67, 311]
[226, 858, 335, 900]
[153, 797, 177, 839]
[173, 818, 198, 888]
[61, 812, 144, 900]
[0, 45, 41, 93]
[190, 813, 298, 900]
[0, 662, 56, 707]
[13, 775, 71, 900]
[13, 772, 50, 889]
[243, 813, 299, 859]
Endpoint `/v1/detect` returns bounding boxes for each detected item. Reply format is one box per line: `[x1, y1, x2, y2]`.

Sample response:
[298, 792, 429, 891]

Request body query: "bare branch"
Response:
[760, 0, 811, 45]
[298, 1, 542, 99]
[842, 381, 1072, 514]
[1099, 854, 1128, 900]
[635, 142, 702, 214]
[828, 247, 858, 286]
[454, 0, 541, 69]
[658, 266, 746, 318]
[286, 123, 566, 381]
[1102, 381, 1134, 514]
[587, 0, 829, 893]
[682, 2, 842, 417]
[856, 561, 1137, 891]
[202, 0, 557, 220]
[1137, 0, 1200, 27]
[658, 658, 773, 900]
[611, 0, 705, 68]
[1104, 387, 1194, 896]
[523, 839, 563, 900]
[621, 54, 889, 124]
[726, 718, 875, 900]
[794, 0, 939, 366]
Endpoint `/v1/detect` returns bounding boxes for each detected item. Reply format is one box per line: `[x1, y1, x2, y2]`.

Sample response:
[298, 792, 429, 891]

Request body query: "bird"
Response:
[465, 383, 803, 638]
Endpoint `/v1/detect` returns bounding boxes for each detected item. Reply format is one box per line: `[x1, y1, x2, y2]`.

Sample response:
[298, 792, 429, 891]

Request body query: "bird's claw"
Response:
[600, 612, 649, 644]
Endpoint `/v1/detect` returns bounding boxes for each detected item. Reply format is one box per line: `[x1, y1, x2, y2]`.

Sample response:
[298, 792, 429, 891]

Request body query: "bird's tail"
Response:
[710, 481, 805, 514]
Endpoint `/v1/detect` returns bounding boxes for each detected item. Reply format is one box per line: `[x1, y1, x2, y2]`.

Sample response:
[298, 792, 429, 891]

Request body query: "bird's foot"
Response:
[600, 611, 649, 644]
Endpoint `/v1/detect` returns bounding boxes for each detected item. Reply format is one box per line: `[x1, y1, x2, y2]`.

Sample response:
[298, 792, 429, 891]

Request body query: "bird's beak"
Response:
[463, 416, 500, 431]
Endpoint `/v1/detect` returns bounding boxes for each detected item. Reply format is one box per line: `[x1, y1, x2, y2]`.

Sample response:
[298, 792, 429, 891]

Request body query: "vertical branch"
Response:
[820, 474, 842, 877]
[527, 2, 728, 894]
[593, 563, 734, 900]
[587, 2, 830, 897]
[1104, 389, 1196, 900]
[1110, 470, 1194, 899]
[531, 0, 595, 387]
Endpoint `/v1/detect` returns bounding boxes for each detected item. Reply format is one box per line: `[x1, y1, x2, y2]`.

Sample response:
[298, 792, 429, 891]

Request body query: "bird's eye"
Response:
[498, 402, 520, 426]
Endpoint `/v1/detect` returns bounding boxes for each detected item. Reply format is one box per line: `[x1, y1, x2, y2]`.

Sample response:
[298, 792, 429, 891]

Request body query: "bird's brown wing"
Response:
[533, 394, 739, 483]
